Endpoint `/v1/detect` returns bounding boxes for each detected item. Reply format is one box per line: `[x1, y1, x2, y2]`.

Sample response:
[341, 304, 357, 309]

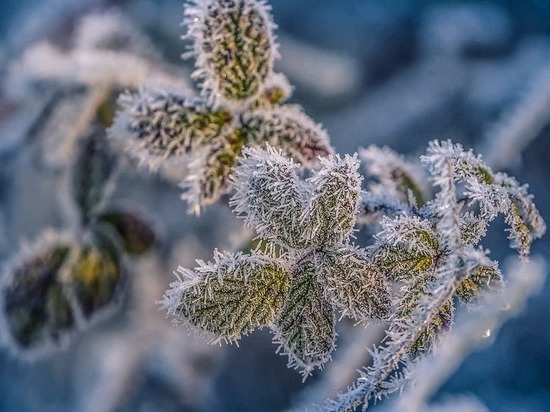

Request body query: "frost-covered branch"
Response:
[394, 257, 547, 412]
[320, 140, 543, 411]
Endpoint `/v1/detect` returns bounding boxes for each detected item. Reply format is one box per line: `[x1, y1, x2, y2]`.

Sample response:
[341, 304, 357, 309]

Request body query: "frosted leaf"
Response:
[162, 251, 288, 343]
[242, 106, 333, 166]
[373, 215, 441, 282]
[71, 131, 117, 224]
[459, 211, 488, 246]
[305, 154, 361, 247]
[69, 231, 124, 320]
[378, 215, 440, 255]
[317, 140, 545, 409]
[181, 140, 242, 214]
[409, 299, 454, 359]
[229, 146, 309, 249]
[231, 147, 366, 251]
[356, 191, 408, 225]
[274, 258, 335, 376]
[359, 145, 428, 206]
[456, 263, 503, 304]
[421, 139, 545, 258]
[495, 174, 546, 259]
[184, 0, 277, 105]
[210, 146, 391, 375]
[320, 248, 391, 321]
[109, 88, 233, 169]
[0, 235, 74, 353]
[375, 244, 436, 282]
[421, 140, 491, 185]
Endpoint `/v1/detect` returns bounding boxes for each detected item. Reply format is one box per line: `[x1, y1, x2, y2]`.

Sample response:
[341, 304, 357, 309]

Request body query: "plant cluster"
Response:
[146, 1, 546, 408]
[0, 130, 156, 356]
[109, 0, 332, 214]
[1, 0, 546, 410]
[161, 138, 545, 387]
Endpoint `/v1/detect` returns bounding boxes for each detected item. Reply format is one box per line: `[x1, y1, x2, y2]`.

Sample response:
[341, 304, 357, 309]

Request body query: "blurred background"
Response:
[0, 0, 549, 410]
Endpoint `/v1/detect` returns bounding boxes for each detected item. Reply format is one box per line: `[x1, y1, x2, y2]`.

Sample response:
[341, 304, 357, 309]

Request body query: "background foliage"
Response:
[0, 0, 549, 411]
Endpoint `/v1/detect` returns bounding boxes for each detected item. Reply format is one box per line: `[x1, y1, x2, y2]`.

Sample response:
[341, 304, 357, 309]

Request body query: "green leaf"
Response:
[230, 146, 310, 249]
[305, 154, 362, 247]
[242, 106, 332, 166]
[456, 264, 503, 304]
[98, 209, 156, 255]
[274, 259, 335, 374]
[174, 253, 289, 342]
[191, 0, 275, 102]
[182, 137, 243, 214]
[72, 131, 117, 224]
[320, 249, 391, 321]
[69, 231, 123, 319]
[374, 245, 436, 282]
[410, 300, 453, 359]
[2, 243, 74, 350]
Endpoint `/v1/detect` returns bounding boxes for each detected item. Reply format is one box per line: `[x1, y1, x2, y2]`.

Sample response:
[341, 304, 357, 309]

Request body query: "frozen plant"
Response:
[322, 141, 545, 411]
[2, 0, 546, 410]
[161, 138, 545, 397]
[109, 0, 332, 214]
[161, 146, 391, 378]
[148, 1, 546, 409]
